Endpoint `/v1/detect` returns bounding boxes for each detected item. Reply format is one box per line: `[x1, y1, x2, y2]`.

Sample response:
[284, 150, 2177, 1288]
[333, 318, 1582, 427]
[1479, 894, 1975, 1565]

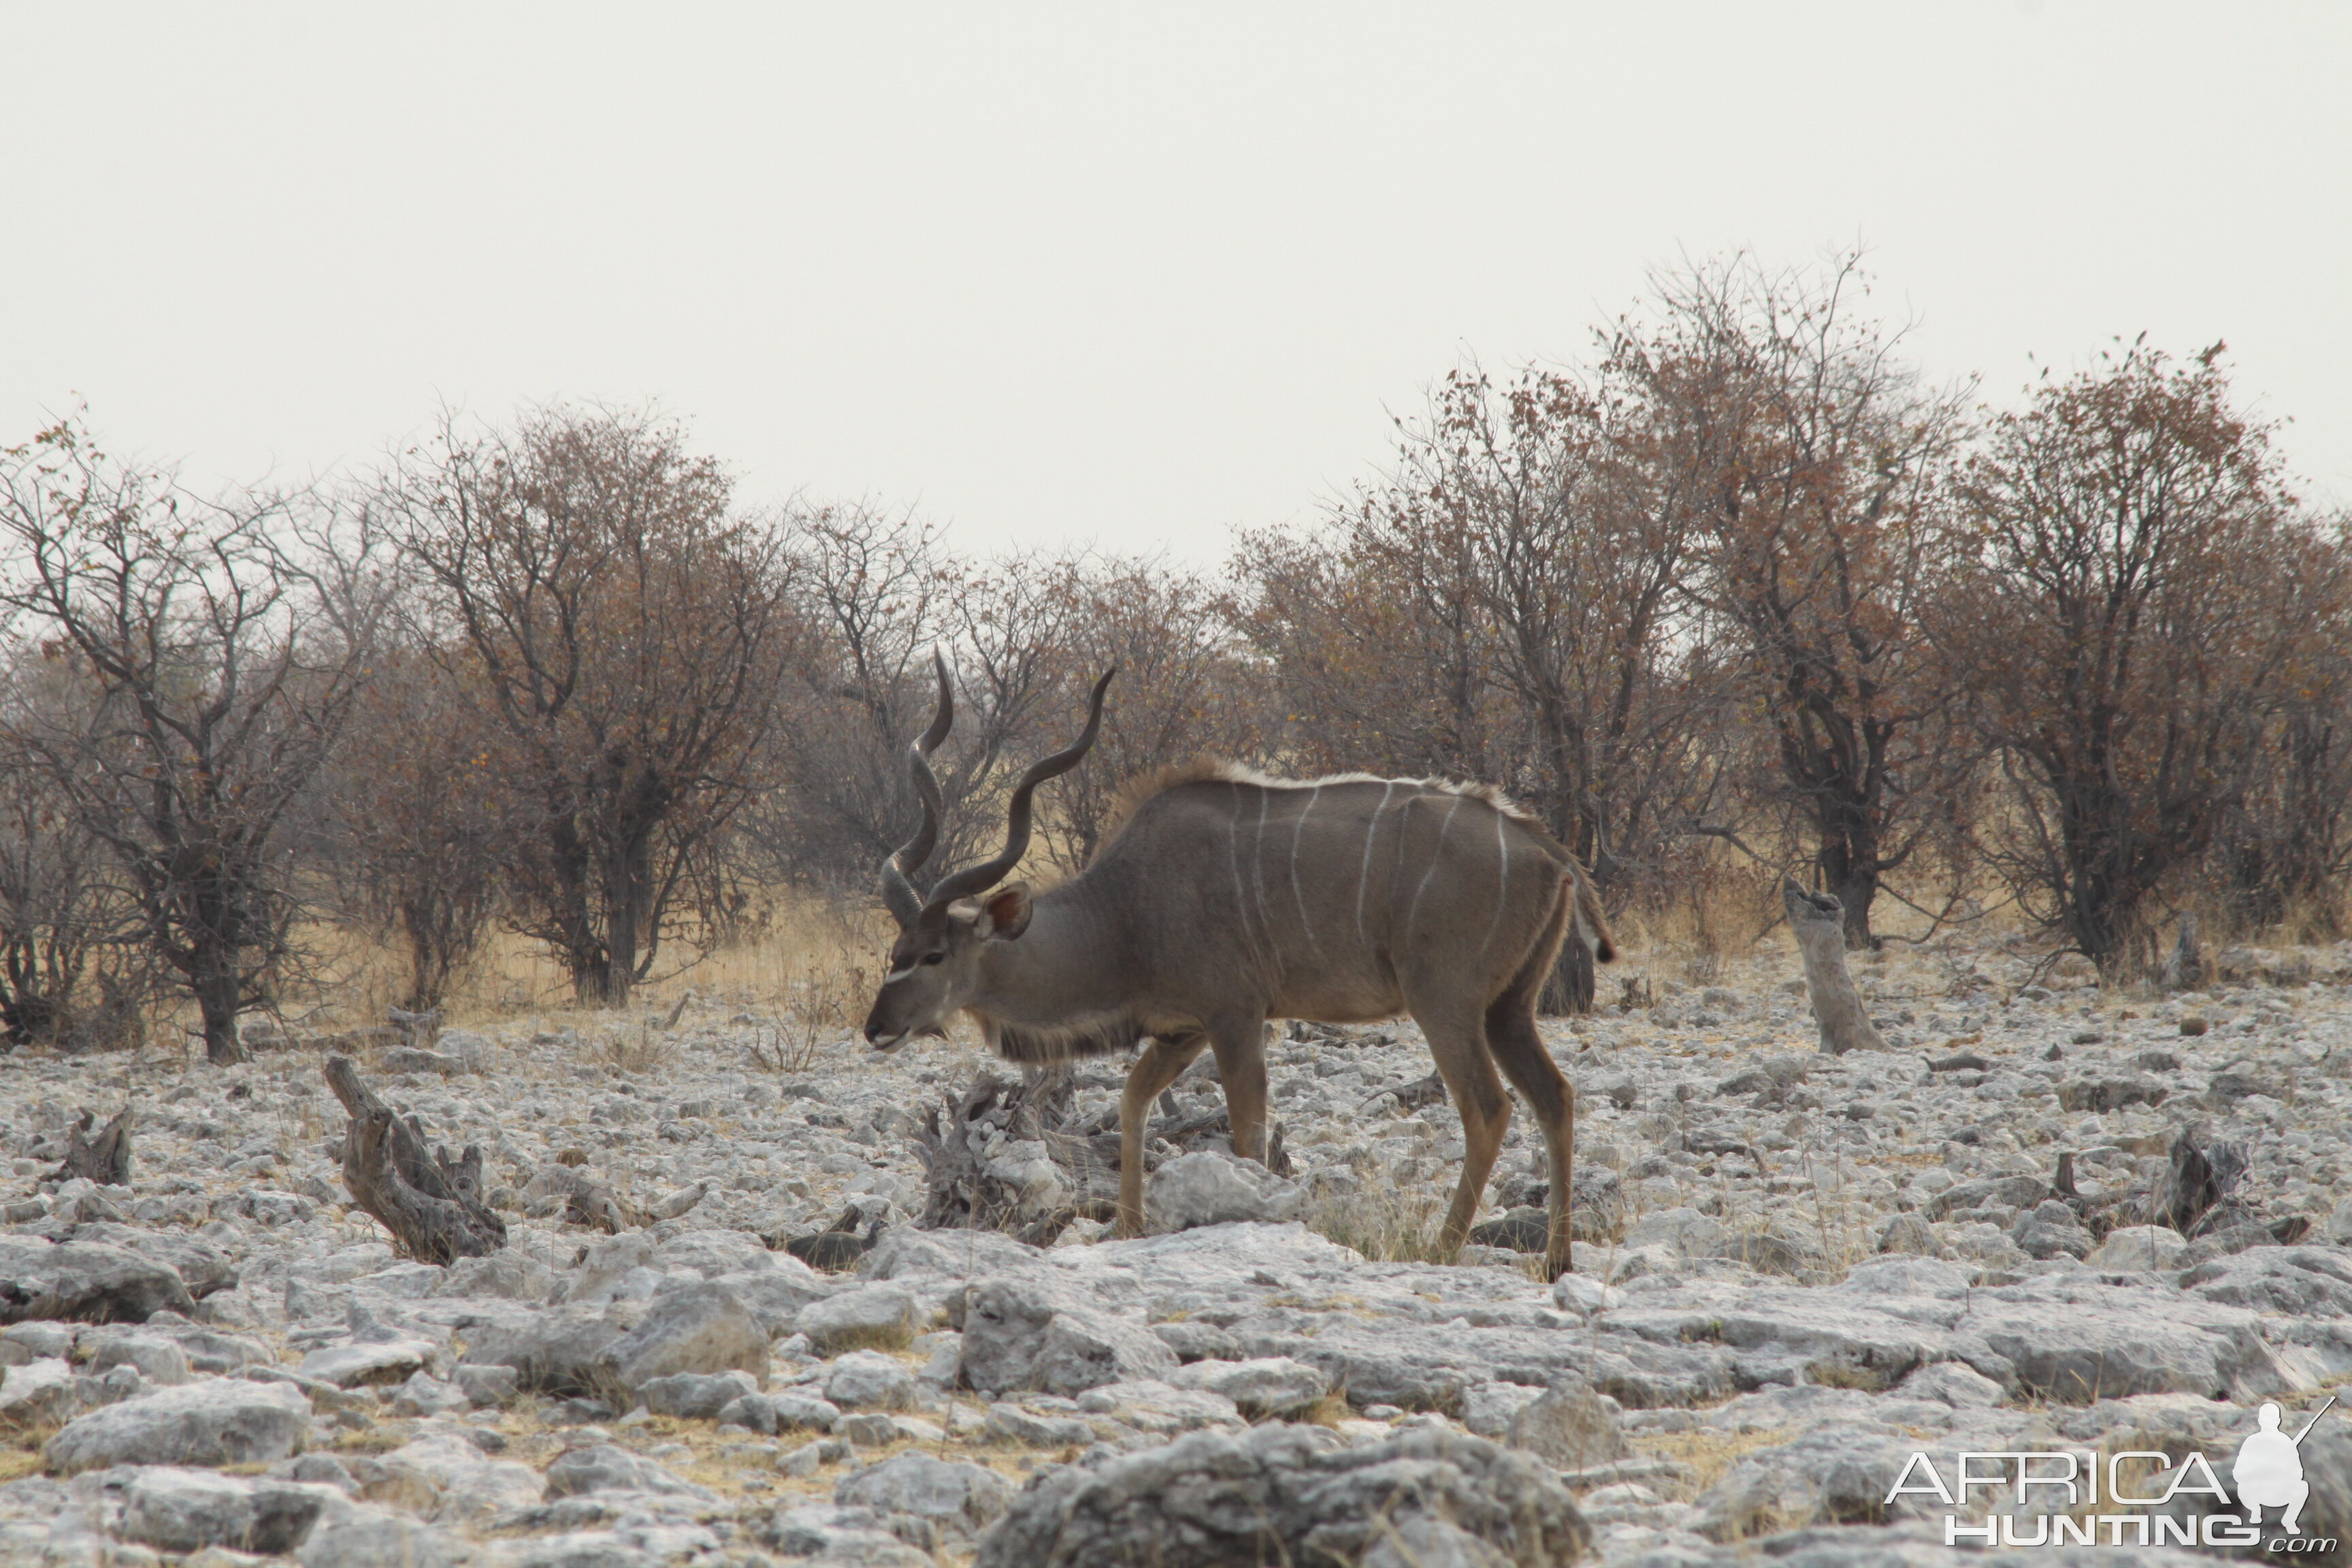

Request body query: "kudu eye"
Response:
[919, 951, 945, 966]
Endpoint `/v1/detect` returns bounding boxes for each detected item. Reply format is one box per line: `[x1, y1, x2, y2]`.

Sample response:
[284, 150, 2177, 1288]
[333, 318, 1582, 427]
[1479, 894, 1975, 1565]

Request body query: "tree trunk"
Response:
[1827, 860, 1878, 951]
[1813, 799, 1880, 950]
[1782, 879, 1886, 1054]
[572, 956, 623, 1009]
[2160, 913, 2204, 992]
[192, 956, 247, 1066]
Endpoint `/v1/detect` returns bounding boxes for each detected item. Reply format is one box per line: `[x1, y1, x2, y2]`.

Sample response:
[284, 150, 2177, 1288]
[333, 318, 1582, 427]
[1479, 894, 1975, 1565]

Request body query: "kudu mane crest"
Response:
[1096, 757, 1550, 858]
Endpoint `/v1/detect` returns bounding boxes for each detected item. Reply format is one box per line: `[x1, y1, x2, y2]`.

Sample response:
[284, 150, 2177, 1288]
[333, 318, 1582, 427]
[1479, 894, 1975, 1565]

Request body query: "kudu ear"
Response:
[978, 883, 1034, 940]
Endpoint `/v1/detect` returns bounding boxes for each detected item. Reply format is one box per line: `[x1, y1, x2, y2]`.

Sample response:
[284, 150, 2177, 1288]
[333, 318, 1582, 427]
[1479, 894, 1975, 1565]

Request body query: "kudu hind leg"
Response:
[1486, 1000, 1576, 1279]
[1484, 875, 1580, 1277]
[1115, 1034, 1206, 1237]
[1413, 1009, 1513, 1264]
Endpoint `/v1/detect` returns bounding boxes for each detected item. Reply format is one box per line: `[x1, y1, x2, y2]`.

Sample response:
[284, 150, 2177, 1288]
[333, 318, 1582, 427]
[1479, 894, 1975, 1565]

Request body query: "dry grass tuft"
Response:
[1301, 1181, 1452, 1264]
[0, 1424, 52, 1482]
[1632, 1421, 1793, 1503]
[1299, 1389, 1354, 1428]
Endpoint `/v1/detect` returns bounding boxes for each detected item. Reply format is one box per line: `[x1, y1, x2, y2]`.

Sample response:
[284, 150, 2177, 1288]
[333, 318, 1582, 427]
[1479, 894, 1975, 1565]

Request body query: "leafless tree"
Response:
[382, 405, 799, 1007]
[316, 642, 512, 1011]
[747, 506, 1073, 893]
[0, 420, 385, 1063]
[0, 657, 153, 1051]
[1032, 552, 1270, 871]
[2204, 515, 2352, 936]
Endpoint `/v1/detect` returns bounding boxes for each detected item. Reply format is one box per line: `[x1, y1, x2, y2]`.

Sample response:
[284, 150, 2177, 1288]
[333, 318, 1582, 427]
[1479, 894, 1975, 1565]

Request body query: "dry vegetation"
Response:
[2, 252, 2348, 1073]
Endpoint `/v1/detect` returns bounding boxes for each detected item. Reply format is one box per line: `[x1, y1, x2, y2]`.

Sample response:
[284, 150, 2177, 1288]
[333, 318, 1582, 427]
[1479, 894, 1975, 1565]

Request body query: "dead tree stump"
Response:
[540, 1165, 641, 1234]
[325, 1055, 506, 1263]
[913, 1064, 1291, 1245]
[1783, 879, 1887, 1054]
[48, 1107, 135, 1186]
[2151, 1128, 2253, 1238]
[2160, 913, 2204, 992]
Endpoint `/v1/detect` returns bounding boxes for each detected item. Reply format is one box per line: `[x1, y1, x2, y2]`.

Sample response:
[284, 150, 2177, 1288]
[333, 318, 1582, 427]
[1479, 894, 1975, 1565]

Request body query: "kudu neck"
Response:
[971, 877, 1126, 1025]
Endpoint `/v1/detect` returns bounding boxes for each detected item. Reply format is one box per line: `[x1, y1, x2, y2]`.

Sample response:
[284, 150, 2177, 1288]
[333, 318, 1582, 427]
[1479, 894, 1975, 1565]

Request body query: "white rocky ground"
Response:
[1, 935, 2351, 1568]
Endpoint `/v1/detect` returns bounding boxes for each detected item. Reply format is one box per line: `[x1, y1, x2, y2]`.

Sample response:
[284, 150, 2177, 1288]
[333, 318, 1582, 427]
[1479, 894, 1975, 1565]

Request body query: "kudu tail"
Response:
[1571, 862, 1617, 964]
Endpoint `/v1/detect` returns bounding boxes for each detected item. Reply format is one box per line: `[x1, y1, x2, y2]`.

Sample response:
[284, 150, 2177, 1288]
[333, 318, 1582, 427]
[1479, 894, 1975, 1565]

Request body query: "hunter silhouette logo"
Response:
[2234, 1396, 2334, 1535]
[1884, 1394, 2338, 1550]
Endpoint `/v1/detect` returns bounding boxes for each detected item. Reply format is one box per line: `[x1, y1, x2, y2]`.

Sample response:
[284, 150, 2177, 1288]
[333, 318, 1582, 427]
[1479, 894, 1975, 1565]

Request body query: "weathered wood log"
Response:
[1783, 880, 1888, 1054]
[2150, 1128, 2253, 1238]
[777, 1204, 887, 1271]
[48, 1106, 134, 1186]
[2160, 913, 2204, 992]
[387, 1005, 443, 1045]
[325, 1055, 506, 1262]
[537, 1164, 641, 1234]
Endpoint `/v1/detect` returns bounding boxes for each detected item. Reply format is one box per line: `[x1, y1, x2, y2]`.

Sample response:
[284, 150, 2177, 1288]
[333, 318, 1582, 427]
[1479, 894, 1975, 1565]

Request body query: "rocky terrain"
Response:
[3, 934, 2351, 1567]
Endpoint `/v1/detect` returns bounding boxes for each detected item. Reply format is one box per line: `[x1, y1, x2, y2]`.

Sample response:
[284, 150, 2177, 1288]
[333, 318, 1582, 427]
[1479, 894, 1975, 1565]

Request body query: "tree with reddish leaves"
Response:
[1614, 255, 1972, 948]
[1948, 340, 2309, 976]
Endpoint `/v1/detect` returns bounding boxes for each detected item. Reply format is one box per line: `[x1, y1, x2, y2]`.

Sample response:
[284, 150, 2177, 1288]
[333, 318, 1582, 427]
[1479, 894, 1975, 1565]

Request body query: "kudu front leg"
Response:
[1206, 1015, 1272, 1167]
[1115, 1034, 1206, 1238]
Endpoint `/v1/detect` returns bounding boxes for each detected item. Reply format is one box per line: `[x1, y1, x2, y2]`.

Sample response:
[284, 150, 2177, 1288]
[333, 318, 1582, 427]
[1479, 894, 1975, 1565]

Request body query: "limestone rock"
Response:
[2085, 1224, 2189, 1270]
[797, 1284, 922, 1353]
[826, 1348, 917, 1409]
[0, 1358, 81, 1428]
[544, 1441, 719, 1500]
[2011, 1200, 2093, 1260]
[638, 1367, 760, 1419]
[52, 1223, 239, 1299]
[1071, 1378, 1243, 1433]
[959, 1279, 1178, 1397]
[1506, 1378, 1629, 1467]
[118, 1465, 346, 1556]
[299, 1337, 439, 1388]
[45, 1377, 311, 1473]
[974, 1424, 1588, 1568]
[1149, 1319, 1241, 1362]
[1459, 1381, 1546, 1439]
[0, 1236, 196, 1324]
[1169, 1355, 1329, 1418]
[451, 1363, 518, 1407]
[2180, 1245, 2352, 1317]
[834, 1452, 1013, 1539]
[296, 1511, 464, 1568]
[1877, 1213, 1940, 1256]
[459, 1305, 624, 1396]
[597, 1280, 768, 1390]
[718, 1389, 841, 1435]
[753, 1503, 929, 1567]
[1145, 1150, 1301, 1233]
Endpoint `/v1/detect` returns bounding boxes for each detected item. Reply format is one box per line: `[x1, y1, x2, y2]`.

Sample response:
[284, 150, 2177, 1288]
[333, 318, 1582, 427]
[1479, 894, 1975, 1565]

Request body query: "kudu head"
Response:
[862, 658, 1114, 1051]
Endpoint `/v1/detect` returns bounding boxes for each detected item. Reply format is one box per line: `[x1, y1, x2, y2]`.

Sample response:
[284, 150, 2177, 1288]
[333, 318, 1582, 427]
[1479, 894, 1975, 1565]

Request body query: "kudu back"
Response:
[862, 657, 1614, 1276]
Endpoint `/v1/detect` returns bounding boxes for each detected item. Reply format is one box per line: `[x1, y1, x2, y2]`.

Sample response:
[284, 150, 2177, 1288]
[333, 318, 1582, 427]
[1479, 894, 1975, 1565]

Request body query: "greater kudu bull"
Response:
[861, 659, 1614, 1276]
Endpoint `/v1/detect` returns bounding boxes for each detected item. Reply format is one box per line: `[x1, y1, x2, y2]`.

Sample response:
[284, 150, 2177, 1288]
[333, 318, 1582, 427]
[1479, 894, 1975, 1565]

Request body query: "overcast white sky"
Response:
[5, 5, 2347, 564]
